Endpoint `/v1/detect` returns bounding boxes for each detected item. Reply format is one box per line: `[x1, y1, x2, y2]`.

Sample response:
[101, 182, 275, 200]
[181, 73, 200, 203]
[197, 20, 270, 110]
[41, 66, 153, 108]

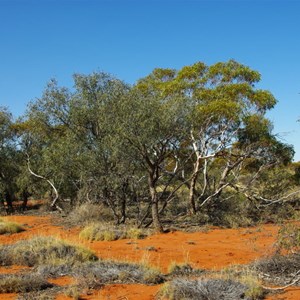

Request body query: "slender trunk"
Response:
[4, 190, 13, 213]
[148, 169, 164, 233]
[188, 158, 200, 214]
[21, 190, 29, 211]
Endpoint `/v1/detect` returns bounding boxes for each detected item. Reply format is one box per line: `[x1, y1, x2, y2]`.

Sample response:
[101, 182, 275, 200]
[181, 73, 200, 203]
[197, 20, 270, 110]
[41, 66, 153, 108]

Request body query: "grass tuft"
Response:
[0, 218, 25, 234]
[67, 203, 113, 226]
[79, 222, 147, 242]
[0, 236, 97, 267]
[74, 260, 163, 287]
[0, 274, 53, 293]
[159, 277, 263, 300]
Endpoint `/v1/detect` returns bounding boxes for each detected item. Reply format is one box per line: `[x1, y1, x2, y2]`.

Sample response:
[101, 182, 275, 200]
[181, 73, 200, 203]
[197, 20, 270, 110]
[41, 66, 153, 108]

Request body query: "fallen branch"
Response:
[262, 275, 300, 290]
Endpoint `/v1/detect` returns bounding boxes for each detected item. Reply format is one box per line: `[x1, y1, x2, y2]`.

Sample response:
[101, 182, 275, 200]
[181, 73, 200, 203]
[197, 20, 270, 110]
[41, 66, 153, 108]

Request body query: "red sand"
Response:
[0, 215, 299, 300]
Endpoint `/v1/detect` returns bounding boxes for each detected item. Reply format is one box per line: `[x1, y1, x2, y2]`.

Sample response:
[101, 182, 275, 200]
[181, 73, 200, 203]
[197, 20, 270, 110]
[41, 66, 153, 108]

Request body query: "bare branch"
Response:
[26, 154, 63, 212]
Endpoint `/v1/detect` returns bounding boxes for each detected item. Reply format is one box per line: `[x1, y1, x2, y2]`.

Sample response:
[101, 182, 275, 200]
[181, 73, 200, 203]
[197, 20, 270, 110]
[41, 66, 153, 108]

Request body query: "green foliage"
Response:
[1, 60, 296, 230]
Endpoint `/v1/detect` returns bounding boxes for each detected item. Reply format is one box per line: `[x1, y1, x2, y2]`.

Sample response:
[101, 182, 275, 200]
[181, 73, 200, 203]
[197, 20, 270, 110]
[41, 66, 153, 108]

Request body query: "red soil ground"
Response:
[0, 214, 299, 300]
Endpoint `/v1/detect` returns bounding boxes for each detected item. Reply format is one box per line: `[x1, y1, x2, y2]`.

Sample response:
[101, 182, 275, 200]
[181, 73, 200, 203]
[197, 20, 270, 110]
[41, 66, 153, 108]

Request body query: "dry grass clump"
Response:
[253, 252, 300, 285]
[74, 260, 163, 287]
[17, 287, 62, 300]
[0, 236, 97, 267]
[67, 203, 113, 226]
[276, 222, 300, 253]
[63, 286, 82, 300]
[0, 274, 52, 293]
[79, 222, 147, 241]
[159, 277, 263, 300]
[167, 262, 205, 278]
[0, 218, 24, 234]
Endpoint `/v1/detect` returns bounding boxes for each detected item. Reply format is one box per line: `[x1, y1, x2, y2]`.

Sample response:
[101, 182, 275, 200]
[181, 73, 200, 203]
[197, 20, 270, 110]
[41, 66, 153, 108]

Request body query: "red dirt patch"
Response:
[0, 265, 30, 275]
[266, 287, 300, 300]
[97, 284, 161, 300]
[86, 225, 278, 272]
[0, 294, 17, 300]
[0, 215, 299, 300]
[48, 276, 76, 287]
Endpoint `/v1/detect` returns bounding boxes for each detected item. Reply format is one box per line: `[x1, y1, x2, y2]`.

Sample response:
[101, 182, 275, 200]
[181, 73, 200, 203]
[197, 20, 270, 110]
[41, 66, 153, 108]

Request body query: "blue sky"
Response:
[0, 0, 299, 160]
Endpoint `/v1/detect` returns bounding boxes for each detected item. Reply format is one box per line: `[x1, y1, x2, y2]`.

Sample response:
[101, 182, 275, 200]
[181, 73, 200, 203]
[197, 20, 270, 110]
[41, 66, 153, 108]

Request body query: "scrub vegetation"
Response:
[0, 60, 299, 299]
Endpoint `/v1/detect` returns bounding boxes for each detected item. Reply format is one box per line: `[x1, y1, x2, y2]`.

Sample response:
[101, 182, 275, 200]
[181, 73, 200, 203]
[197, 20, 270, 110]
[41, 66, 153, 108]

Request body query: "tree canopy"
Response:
[0, 60, 298, 231]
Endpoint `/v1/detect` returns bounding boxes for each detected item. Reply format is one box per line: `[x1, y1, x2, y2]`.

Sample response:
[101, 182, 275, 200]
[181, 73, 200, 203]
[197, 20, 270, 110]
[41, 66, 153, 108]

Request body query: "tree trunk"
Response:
[149, 171, 164, 233]
[4, 190, 13, 214]
[21, 190, 29, 211]
[119, 181, 128, 224]
[188, 158, 200, 214]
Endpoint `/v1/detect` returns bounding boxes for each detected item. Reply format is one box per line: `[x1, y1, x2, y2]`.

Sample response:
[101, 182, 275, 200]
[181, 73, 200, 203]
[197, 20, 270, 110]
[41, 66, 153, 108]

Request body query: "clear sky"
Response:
[0, 0, 299, 161]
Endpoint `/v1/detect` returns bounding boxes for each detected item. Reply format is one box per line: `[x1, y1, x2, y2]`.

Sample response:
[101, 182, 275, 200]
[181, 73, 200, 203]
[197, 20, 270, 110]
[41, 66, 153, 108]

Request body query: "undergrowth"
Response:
[79, 222, 147, 241]
[0, 236, 97, 266]
[0, 218, 24, 234]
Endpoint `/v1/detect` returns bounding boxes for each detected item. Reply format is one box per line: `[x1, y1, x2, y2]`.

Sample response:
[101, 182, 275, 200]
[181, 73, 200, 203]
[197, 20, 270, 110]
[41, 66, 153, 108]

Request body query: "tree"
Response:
[117, 78, 188, 232]
[134, 60, 291, 217]
[0, 107, 22, 212]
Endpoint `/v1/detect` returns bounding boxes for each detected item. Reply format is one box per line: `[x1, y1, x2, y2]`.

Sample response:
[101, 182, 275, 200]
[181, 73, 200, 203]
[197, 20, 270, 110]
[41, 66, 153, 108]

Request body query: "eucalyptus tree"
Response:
[136, 60, 291, 216]
[117, 76, 189, 232]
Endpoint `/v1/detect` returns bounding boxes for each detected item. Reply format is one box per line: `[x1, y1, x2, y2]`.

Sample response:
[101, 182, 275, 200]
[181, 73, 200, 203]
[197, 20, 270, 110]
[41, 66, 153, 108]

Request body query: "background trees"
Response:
[2, 60, 299, 231]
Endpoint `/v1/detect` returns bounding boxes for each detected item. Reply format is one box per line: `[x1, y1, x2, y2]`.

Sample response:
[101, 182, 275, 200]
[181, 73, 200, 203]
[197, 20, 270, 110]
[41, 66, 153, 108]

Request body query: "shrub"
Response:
[276, 222, 300, 253]
[0, 236, 97, 267]
[159, 278, 263, 300]
[79, 223, 120, 241]
[67, 203, 113, 226]
[64, 286, 82, 300]
[126, 227, 145, 239]
[74, 260, 163, 286]
[0, 274, 52, 293]
[0, 218, 24, 234]
[253, 252, 300, 285]
[79, 223, 147, 242]
[167, 262, 203, 277]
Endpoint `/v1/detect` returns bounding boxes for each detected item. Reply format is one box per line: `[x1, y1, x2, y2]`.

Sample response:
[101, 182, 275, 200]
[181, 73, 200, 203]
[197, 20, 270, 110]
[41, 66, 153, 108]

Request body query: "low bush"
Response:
[159, 278, 263, 300]
[276, 222, 300, 253]
[67, 203, 113, 226]
[253, 252, 300, 285]
[79, 223, 147, 241]
[0, 236, 97, 267]
[0, 218, 24, 234]
[0, 274, 52, 293]
[74, 260, 163, 287]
